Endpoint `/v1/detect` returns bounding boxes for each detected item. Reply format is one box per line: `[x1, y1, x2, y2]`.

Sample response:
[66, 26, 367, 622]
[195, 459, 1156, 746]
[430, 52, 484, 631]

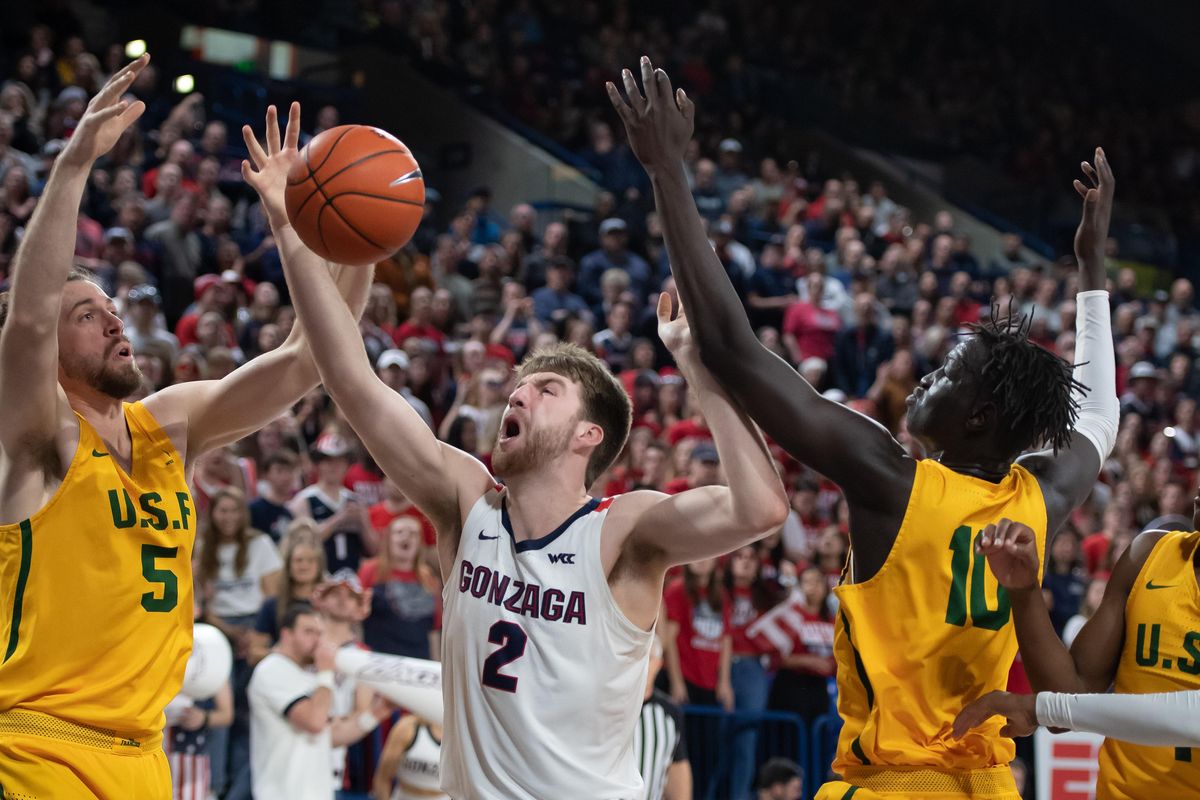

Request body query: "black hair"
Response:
[280, 601, 318, 631]
[966, 303, 1086, 454]
[757, 757, 803, 789]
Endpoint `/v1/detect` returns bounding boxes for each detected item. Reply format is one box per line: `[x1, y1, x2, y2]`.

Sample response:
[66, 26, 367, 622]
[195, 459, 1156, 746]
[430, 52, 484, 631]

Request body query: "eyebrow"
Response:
[519, 375, 568, 391]
[70, 298, 117, 315]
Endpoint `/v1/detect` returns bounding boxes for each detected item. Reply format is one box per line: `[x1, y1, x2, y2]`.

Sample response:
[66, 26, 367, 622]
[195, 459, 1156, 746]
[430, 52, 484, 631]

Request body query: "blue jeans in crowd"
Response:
[705, 655, 772, 800]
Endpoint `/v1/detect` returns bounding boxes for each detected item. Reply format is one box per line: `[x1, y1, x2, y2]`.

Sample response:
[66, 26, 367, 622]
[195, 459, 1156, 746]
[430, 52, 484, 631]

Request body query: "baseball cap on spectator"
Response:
[1134, 316, 1158, 333]
[104, 227, 134, 243]
[822, 388, 848, 404]
[40, 139, 67, 158]
[221, 269, 256, 297]
[719, 138, 743, 153]
[1129, 361, 1159, 382]
[714, 219, 735, 237]
[659, 368, 684, 386]
[127, 284, 160, 305]
[193, 273, 222, 299]
[56, 86, 88, 107]
[692, 442, 720, 464]
[377, 349, 410, 370]
[312, 433, 352, 460]
[634, 369, 660, 388]
[320, 567, 365, 595]
[485, 343, 516, 368]
[1152, 290, 1170, 304]
[425, 187, 442, 204]
[599, 218, 628, 236]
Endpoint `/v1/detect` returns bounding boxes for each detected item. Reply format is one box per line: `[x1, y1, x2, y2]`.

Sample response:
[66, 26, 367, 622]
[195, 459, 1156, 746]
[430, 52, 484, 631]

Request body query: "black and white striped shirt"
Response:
[633, 690, 688, 800]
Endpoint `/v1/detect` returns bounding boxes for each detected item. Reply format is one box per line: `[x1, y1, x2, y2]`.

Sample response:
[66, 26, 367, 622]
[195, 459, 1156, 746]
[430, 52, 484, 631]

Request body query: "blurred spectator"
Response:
[1042, 529, 1087, 637]
[755, 758, 803, 800]
[358, 516, 440, 658]
[663, 558, 733, 709]
[289, 434, 372, 574]
[579, 218, 653, 306]
[1063, 577, 1107, 648]
[253, 523, 326, 655]
[766, 566, 835, 724]
[250, 449, 300, 542]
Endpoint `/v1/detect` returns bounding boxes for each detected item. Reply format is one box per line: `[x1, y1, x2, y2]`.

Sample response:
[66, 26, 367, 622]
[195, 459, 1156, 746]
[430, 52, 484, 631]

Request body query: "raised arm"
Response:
[264, 105, 492, 538]
[0, 57, 147, 460]
[1018, 150, 1118, 533]
[607, 59, 912, 514]
[623, 294, 788, 566]
[977, 520, 1160, 694]
[143, 103, 372, 466]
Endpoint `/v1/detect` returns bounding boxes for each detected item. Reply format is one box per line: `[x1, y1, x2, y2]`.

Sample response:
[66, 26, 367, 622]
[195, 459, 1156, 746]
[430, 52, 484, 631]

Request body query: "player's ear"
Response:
[576, 419, 604, 449]
[965, 400, 995, 434]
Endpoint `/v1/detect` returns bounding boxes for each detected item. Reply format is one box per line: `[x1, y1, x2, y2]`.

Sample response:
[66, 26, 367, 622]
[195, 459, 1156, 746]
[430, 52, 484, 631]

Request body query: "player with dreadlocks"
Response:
[609, 58, 1119, 800]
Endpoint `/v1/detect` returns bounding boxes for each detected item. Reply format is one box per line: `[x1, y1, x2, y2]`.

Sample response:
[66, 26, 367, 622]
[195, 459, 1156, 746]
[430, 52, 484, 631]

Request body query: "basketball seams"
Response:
[288, 147, 414, 220]
[323, 190, 424, 208]
[313, 179, 388, 258]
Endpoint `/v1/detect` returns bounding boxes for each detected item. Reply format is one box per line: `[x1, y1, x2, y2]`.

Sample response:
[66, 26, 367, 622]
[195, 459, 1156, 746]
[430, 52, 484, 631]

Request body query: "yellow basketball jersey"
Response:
[831, 459, 1047, 776]
[0, 402, 194, 742]
[1096, 530, 1200, 800]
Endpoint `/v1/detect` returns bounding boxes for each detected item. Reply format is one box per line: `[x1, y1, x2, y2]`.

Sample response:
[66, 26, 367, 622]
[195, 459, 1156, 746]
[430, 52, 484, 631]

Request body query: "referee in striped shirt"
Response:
[633, 639, 692, 800]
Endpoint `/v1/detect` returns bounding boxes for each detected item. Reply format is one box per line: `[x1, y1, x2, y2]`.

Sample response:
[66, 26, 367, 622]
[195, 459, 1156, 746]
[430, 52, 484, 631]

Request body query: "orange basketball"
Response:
[284, 125, 425, 266]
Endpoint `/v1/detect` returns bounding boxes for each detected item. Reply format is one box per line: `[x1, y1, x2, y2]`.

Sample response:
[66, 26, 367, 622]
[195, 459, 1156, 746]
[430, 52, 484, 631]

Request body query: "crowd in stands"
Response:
[5, 16, 1200, 800]
[169, 0, 1200, 264]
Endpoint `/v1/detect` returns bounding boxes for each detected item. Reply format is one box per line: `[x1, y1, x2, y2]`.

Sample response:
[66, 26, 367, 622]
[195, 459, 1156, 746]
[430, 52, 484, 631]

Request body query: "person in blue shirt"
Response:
[578, 217, 653, 306]
[531, 257, 592, 326]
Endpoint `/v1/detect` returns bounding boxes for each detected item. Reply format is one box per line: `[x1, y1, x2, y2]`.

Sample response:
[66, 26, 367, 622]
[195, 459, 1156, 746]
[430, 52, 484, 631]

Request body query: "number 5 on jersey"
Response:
[945, 526, 1011, 630]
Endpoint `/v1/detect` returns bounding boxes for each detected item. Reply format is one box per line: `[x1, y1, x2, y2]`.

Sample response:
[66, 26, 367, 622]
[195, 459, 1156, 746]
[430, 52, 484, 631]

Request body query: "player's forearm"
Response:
[673, 349, 786, 532]
[1010, 587, 1089, 693]
[277, 227, 378, 398]
[1037, 690, 1200, 746]
[5, 161, 90, 328]
[649, 165, 757, 363]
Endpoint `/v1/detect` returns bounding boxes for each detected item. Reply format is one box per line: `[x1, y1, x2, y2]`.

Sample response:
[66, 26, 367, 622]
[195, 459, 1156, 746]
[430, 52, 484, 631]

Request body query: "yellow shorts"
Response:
[0, 710, 169, 800]
[816, 765, 1020, 800]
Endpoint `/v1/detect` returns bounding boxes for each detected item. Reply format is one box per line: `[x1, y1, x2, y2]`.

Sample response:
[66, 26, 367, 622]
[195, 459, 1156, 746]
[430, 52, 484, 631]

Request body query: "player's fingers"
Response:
[655, 68, 673, 104]
[284, 101, 301, 151]
[952, 702, 988, 738]
[1097, 147, 1114, 184]
[1073, 179, 1089, 199]
[95, 54, 148, 105]
[242, 124, 267, 168]
[240, 160, 258, 186]
[677, 87, 695, 122]
[115, 99, 146, 130]
[978, 524, 995, 550]
[265, 105, 281, 155]
[88, 100, 131, 124]
[622, 69, 646, 113]
[656, 291, 672, 324]
[1082, 162, 1098, 186]
[606, 82, 635, 125]
[640, 56, 655, 104]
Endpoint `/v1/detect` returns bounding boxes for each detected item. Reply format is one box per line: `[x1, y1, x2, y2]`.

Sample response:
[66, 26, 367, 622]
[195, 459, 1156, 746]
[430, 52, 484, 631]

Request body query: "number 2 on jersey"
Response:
[944, 526, 1011, 630]
[482, 620, 527, 692]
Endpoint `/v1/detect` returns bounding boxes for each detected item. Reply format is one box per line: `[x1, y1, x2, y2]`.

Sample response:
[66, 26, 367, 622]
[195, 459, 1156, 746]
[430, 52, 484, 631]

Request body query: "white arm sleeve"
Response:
[1037, 690, 1200, 747]
[1070, 290, 1119, 460]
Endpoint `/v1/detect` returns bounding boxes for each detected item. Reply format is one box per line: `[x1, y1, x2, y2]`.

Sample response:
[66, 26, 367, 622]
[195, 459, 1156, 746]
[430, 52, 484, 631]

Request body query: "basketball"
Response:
[284, 124, 425, 266]
[181, 623, 233, 701]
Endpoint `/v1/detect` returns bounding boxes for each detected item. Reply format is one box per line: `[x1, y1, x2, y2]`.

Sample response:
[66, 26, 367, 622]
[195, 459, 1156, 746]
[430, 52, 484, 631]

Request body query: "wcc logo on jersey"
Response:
[547, 552, 575, 564]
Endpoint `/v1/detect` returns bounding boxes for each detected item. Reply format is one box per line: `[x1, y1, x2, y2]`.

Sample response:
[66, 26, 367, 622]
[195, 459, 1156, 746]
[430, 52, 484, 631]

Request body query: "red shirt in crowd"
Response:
[368, 501, 437, 547]
[729, 585, 764, 657]
[344, 464, 385, 506]
[664, 577, 730, 690]
[1081, 532, 1112, 576]
[782, 301, 842, 362]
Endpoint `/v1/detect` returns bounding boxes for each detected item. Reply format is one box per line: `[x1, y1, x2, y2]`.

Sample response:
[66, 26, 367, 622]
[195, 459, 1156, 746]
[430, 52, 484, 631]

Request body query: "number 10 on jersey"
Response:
[945, 526, 1011, 630]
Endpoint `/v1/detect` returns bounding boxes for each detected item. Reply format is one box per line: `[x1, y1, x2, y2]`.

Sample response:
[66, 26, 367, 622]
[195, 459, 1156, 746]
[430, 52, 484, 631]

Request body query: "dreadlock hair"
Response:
[966, 302, 1086, 454]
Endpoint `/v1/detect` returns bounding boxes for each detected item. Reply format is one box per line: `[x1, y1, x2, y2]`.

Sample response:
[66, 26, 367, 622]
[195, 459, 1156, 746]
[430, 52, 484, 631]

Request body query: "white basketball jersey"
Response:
[392, 723, 447, 800]
[441, 487, 655, 799]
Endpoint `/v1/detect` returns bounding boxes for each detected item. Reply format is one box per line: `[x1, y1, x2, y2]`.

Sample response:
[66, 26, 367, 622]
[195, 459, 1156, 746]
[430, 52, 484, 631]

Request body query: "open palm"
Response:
[61, 55, 149, 168]
[242, 102, 302, 227]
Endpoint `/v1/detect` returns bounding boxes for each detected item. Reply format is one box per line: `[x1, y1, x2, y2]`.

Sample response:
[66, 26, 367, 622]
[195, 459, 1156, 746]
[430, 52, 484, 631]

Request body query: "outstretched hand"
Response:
[1073, 147, 1115, 290]
[606, 56, 695, 174]
[656, 291, 693, 357]
[242, 102, 302, 228]
[976, 518, 1039, 591]
[952, 690, 1039, 739]
[60, 55, 149, 169]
